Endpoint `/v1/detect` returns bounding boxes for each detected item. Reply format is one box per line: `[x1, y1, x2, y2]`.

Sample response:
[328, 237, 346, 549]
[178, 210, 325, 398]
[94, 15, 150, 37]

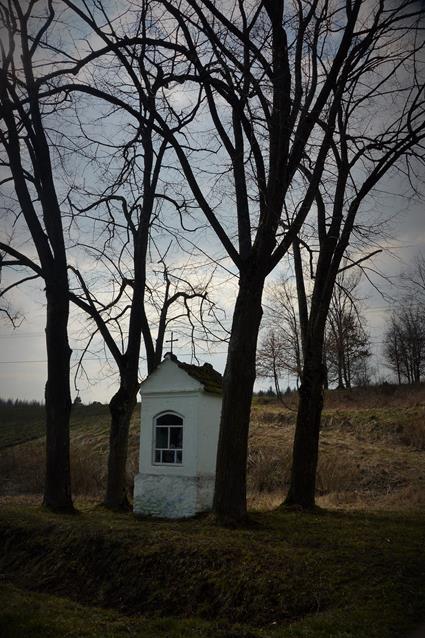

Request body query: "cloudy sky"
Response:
[0, 0, 424, 404]
[1, 190, 423, 404]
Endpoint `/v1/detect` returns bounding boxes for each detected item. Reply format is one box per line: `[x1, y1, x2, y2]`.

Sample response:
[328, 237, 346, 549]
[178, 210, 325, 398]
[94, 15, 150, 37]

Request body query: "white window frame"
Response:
[153, 412, 183, 465]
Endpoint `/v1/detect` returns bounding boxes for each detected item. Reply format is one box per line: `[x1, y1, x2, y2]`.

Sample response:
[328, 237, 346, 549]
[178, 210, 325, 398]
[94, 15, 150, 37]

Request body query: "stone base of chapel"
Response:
[133, 472, 215, 518]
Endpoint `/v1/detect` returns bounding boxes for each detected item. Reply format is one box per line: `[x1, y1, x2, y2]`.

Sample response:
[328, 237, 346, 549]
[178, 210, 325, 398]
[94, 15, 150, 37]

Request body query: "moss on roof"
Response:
[161, 353, 222, 394]
[177, 360, 223, 395]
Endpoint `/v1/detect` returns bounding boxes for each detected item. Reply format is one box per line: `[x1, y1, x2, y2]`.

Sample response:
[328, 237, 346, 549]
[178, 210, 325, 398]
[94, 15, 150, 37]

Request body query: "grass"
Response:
[0, 504, 424, 637]
[248, 402, 425, 511]
[0, 584, 242, 638]
[0, 403, 47, 448]
[0, 583, 256, 638]
[0, 402, 111, 449]
[1, 388, 424, 508]
[1, 385, 424, 635]
[0, 403, 139, 497]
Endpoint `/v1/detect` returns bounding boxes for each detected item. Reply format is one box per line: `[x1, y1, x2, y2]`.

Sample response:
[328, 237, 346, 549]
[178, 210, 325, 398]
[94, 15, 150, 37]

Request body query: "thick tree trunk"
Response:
[43, 282, 74, 512]
[284, 338, 325, 509]
[213, 270, 264, 524]
[322, 357, 329, 390]
[104, 380, 138, 510]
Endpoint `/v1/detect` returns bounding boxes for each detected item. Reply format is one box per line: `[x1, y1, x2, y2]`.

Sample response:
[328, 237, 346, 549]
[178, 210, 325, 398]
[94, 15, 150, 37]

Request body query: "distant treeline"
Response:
[0, 398, 44, 408]
[0, 398, 114, 409]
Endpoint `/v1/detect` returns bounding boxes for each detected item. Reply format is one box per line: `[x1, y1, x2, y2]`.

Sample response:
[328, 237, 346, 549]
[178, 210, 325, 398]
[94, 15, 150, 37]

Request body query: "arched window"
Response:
[153, 413, 183, 465]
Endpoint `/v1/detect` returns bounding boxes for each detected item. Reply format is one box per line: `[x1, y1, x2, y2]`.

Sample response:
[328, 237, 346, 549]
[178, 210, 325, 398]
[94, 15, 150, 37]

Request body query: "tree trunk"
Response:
[213, 270, 264, 524]
[322, 355, 329, 390]
[337, 349, 344, 389]
[43, 281, 74, 512]
[104, 380, 138, 510]
[284, 338, 325, 509]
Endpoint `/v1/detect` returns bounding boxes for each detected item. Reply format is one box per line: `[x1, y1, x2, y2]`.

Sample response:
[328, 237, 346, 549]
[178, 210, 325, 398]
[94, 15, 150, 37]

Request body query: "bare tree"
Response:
[130, 0, 369, 523]
[257, 331, 292, 399]
[284, 2, 425, 509]
[257, 277, 304, 394]
[30, 0, 425, 519]
[0, 0, 74, 511]
[402, 253, 425, 302]
[325, 272, 371, 390]
[60, 24, 223, 509]
[384, 314, 404, 385]
[0, 0, 226, 511]
[257, 269, 370, 392]
[68, 221, 217, 509]
[384, 304, 425, 384]
[384, 254, 425, 384]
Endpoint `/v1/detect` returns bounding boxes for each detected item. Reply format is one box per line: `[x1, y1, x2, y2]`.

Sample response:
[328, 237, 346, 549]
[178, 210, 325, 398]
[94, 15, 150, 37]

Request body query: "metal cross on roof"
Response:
[165, 331, 179, 354]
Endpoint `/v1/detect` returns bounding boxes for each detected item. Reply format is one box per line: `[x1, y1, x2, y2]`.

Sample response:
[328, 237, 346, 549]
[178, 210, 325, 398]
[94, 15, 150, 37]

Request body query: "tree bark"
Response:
[213, 269, 264, 524]
[293, 238, 308, 359]
[104, 379, 138, 510]
[284, 333, 326, 509]
[43, 279, 74, 512]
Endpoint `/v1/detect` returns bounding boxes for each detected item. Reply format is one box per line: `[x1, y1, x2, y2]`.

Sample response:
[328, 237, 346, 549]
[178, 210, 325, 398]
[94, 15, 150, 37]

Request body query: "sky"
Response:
[0, 193, 423, 404]
[0, 0, 424, 403]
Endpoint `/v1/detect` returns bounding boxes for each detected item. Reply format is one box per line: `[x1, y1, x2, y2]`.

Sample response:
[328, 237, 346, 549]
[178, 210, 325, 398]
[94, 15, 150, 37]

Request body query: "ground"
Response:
[1, 504, 425, 637]
[0, 384, 424, 637]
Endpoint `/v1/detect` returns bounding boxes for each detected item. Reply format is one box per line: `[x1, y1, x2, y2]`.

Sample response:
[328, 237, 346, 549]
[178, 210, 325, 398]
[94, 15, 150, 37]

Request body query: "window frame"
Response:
[152, 412, 183, 466]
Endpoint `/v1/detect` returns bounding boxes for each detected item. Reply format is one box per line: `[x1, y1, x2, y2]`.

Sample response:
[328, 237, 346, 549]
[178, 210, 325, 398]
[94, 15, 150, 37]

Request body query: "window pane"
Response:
[157, 413, 183, 426]
[162, 450, 175, 463]
[169, 426, 183, 449]
[176, 450, 182, 464]
[154, 450, 161, 463]
[155, 426, 168, 449]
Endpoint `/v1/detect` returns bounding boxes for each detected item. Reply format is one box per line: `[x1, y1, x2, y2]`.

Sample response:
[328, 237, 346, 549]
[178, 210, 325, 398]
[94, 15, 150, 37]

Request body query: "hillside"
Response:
[249, 387, 425, 511]
[1, 385, 425, 637]
[1, 504, 425, 637]
[1, 384, 424, 510]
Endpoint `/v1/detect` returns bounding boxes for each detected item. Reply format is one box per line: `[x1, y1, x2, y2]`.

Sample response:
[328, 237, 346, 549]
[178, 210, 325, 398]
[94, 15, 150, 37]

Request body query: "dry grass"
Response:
[1, 385, 424, 512]
[0, 411, 140, 499]
[256, 381, 425, 411]
[324, 381, 425, 410]
[0, 444, 44, 495]
[247, 393, 425, 511]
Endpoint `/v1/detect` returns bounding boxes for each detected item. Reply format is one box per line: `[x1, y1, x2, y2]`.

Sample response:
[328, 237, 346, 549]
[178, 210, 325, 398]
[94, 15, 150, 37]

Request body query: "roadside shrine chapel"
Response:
[133, 352, 223, 518]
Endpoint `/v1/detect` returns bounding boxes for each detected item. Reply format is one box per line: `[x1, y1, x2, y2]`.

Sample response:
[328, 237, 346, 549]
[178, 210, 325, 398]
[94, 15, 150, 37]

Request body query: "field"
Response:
[0, 385, 425, 637]
[1, 384, 425, 510]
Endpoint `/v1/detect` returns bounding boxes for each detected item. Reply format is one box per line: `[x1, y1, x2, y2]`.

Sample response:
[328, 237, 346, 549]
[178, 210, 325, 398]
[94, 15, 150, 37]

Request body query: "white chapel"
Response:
[133, 352, 223, 518]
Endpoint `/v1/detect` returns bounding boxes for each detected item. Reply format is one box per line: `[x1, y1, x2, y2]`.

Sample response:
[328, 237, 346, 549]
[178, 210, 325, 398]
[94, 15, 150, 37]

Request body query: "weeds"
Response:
[0, 439, 138, 499]
[1, 387, 424, 511]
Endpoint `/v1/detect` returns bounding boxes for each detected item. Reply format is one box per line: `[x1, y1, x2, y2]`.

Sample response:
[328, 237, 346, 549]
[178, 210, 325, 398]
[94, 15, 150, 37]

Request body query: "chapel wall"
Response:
[138, 392, 199, 477]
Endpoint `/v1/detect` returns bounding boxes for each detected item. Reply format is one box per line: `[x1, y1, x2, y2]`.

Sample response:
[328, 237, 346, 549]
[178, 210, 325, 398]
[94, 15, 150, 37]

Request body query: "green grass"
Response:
[1, 505, 424, 637]
[0, 584, 258, 638]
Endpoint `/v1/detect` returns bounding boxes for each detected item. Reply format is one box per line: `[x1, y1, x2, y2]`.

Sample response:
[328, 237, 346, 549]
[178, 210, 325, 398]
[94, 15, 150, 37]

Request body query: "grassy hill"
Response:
[1, 384, 424, 510]
[0, 402, 125, 497]
[0, 384, 424, 636]
[0, 402, 111, 448]
[1, 504, 425, 638]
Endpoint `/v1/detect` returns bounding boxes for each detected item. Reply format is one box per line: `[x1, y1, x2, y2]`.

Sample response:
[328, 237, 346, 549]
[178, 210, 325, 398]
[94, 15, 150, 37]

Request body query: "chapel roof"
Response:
[165, 352, 223, 394]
